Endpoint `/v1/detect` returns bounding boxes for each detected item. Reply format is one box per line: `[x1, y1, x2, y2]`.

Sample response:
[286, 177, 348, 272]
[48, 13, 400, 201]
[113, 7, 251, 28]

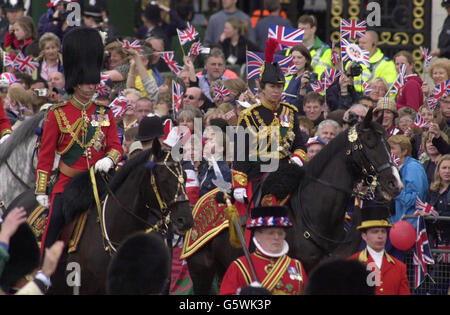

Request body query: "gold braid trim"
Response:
[35, 170, 48, 194]
[232, 170, 248, 188]
[1, 129, 11, 138]
[107, 149, 122, 165]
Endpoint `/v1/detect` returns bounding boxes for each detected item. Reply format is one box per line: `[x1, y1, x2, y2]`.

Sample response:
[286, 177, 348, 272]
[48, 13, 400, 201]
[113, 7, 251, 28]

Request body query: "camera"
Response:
[348, 62, 363, 77]
[34, 88, 48, 97]
[307, 72, 318, 84]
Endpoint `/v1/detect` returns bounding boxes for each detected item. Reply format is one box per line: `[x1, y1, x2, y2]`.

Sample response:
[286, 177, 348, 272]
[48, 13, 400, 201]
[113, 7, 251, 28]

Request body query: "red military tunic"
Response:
[349, 249, 411, 295]
[0, 97, 12, 139]
[220, 249, 307, 295]
[35, 97, 123, 195]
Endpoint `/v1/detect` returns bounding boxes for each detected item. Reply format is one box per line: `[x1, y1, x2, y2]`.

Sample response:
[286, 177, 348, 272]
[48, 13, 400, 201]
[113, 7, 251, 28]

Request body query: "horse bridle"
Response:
[300, 125, 395, 254]
[99, 151, 189, 253]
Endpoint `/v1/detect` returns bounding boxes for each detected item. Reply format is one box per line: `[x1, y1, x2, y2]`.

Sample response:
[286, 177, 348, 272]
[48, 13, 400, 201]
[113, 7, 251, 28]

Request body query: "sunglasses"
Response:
[183, 95, 195, 100]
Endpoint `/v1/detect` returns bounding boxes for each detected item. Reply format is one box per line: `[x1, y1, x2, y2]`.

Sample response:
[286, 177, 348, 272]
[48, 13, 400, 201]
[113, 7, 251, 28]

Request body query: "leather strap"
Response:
[59, 161, 85, 178]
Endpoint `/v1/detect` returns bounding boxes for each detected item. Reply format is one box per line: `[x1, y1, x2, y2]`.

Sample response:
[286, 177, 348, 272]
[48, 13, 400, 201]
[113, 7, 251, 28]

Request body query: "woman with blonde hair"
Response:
[4, 85, 33, 128]
[421, 130, 449, 184]
[422, 58, 450, 97]
[34, 32, 63, 81]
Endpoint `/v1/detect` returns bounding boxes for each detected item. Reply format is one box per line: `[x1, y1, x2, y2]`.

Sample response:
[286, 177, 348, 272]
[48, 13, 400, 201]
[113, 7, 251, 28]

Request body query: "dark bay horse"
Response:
[187, 110, 404, 294]
[7, 143, 194, 294]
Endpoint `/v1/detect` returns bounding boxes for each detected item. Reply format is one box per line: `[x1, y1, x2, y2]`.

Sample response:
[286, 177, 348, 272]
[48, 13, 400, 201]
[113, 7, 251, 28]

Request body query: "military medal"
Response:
[288, 267, 302, 281]
[93, 131, 105, 152]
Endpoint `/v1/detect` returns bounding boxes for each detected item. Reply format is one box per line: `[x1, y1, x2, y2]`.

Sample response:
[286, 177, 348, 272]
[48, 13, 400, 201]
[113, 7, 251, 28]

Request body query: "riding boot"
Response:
[41, 193, 65, 259]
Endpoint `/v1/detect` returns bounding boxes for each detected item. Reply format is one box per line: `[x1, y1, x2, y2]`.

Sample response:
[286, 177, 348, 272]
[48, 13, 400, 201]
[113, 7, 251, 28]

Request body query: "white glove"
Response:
[94, 157, 114, 173]
[291, 156, 304, 167]
[233, 188, 247, 204]
[36, 195, 50, 208]
[0, 134, 10, 144]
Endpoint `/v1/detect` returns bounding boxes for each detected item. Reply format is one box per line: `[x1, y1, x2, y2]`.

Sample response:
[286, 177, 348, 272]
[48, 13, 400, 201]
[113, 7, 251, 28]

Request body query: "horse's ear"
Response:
[375, 110, 384, 125]
[151, 139, 163, 159]
[362, 107, 374, 129]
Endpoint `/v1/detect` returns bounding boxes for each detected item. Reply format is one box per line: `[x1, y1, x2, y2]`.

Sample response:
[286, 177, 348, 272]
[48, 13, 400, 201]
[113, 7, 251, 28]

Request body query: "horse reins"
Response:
[94, 151, 188, 253]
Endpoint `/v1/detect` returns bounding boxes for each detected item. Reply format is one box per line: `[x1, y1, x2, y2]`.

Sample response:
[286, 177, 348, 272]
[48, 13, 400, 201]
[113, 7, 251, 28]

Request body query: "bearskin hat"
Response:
[62, 27, 104, 94]
[0, 223, 40, 293]
[106, 232, 170, 295]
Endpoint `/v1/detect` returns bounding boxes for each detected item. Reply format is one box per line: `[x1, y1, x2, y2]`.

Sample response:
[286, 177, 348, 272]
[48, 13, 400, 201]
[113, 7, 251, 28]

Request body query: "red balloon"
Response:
[389, 221, 416, 250]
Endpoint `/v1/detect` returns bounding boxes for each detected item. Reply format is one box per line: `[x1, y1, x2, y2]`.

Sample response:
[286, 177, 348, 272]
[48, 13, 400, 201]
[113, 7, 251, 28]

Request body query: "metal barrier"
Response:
[401, 215, 450, 295]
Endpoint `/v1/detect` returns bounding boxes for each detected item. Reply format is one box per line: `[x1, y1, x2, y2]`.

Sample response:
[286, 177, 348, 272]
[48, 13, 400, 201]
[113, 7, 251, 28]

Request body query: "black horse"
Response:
[7, 143, 194, 294]
[187, 109, 404, 294]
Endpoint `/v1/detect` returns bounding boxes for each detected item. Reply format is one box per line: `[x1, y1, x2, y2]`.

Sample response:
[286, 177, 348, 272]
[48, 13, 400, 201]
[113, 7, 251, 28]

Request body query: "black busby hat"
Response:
[62, 27, 104, 95]
[106, 232, 170, 295]
[357, 205, 393, 231]
[247, 206, 293, 229]
[0, 223, 40, 292]
[260, 38, 285, 85]
[2, 0, 24, 11]
[135, 115, 165, 142]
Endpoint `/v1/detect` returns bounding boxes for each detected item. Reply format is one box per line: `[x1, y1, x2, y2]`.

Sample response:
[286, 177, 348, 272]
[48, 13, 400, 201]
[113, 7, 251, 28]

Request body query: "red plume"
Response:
[265, 38, 278, 63]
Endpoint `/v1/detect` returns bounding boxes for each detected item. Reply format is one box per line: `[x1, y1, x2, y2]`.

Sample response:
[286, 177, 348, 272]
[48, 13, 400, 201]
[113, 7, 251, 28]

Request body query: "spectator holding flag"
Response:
[421, 130, 448, 184]
[394, 50, 424, 112]
[422, 58, 450, 97]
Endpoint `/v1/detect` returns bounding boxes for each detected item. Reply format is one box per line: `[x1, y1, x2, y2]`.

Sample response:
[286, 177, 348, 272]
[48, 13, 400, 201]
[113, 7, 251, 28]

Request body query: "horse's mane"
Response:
[304, 128, 349, 179]
[108, 149, 153, 193]
[0, 111, 45, 165]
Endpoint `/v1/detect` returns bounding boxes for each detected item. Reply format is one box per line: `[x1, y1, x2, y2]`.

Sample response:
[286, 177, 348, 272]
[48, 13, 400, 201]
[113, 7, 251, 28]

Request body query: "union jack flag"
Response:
[393, 64, 407, 93]
[310, 78, 324, 93]
[413, 113, 427, 129]
[428, 79, 450, 111]
[420, 46, 432, 69]
[172, 80, 184, 113]
[161, 51, 183, 76]
[362, 81, 372, 96]
[268, 24, 304, 50]
[340, 38, 370, 67]
[177, 23, 199, 46]
[117, 39, 142, 50]
[13, 52, 39, 75]
[391, 152, 400, 168]
[416, 196, 439, 217]
[340, 18, 367, 39]
[3, 52, 15, 68]
[324, 68, 341, 89]
[413, 216, 435, 289]
[247, 51, 297, 79]
[278, 55, 297, 76]
[0, 72, 18, 84]
[96, 73, 111, 96]
[188, 41, 204, 56]
[213, 84, 230, 99]
[331, 41, 340, 65]
[109, 92, 130, 118]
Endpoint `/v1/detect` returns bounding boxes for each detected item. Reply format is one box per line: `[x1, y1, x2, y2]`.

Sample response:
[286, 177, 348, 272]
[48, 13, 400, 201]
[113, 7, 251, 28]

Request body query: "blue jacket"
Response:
[393, 156, 428, 228]
[198, 160, 231, 197]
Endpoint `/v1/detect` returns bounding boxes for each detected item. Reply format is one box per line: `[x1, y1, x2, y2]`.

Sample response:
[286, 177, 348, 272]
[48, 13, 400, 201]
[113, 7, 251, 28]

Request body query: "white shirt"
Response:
[367, 246, 384, 270]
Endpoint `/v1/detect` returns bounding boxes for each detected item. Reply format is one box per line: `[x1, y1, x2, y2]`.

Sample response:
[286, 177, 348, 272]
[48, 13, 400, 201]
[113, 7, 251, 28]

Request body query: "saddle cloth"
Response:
[181, 188, 229, 260]
[27, 205, 88, 253]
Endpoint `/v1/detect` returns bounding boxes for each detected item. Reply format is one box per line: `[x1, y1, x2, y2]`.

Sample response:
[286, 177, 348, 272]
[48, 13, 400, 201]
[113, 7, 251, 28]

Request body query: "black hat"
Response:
[304, 259, 375, 295]
[62, 27, 104, 95]
[135, 115, 165, 142]
[442, 0, 450, 7]
[106, 232, 170, 295]
[0, 223, 40, 292]
[3, 0, 24, 11]
[83, 5, 102, 18]
[247, 206, 293, 229]
[144, 4, 162, 24]
[260, 38, 285, 85]
[357, 205, 393, 231]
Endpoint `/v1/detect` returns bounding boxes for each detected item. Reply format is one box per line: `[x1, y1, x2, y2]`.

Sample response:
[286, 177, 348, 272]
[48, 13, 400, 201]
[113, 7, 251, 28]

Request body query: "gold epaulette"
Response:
[50, 101, 68, 111]
[281, 101, 298, 113]
[237, 103, 262, 126]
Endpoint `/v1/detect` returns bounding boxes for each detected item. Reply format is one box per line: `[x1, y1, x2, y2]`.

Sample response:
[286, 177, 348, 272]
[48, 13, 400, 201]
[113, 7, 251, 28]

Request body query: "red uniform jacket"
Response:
[220, 250, 307, 295]
[349, 249, 411, 295]
[0, 97, 12, 138]
[35, 98, 123, 195]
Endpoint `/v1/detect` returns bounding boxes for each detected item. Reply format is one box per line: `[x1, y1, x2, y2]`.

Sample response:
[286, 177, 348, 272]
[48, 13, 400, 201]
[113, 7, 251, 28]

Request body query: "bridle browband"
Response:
[97, 151, 189, 254]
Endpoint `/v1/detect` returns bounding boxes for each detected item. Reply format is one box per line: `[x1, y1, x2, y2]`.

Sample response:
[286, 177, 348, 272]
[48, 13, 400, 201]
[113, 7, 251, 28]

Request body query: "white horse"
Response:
[0, 112, 45, 212]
